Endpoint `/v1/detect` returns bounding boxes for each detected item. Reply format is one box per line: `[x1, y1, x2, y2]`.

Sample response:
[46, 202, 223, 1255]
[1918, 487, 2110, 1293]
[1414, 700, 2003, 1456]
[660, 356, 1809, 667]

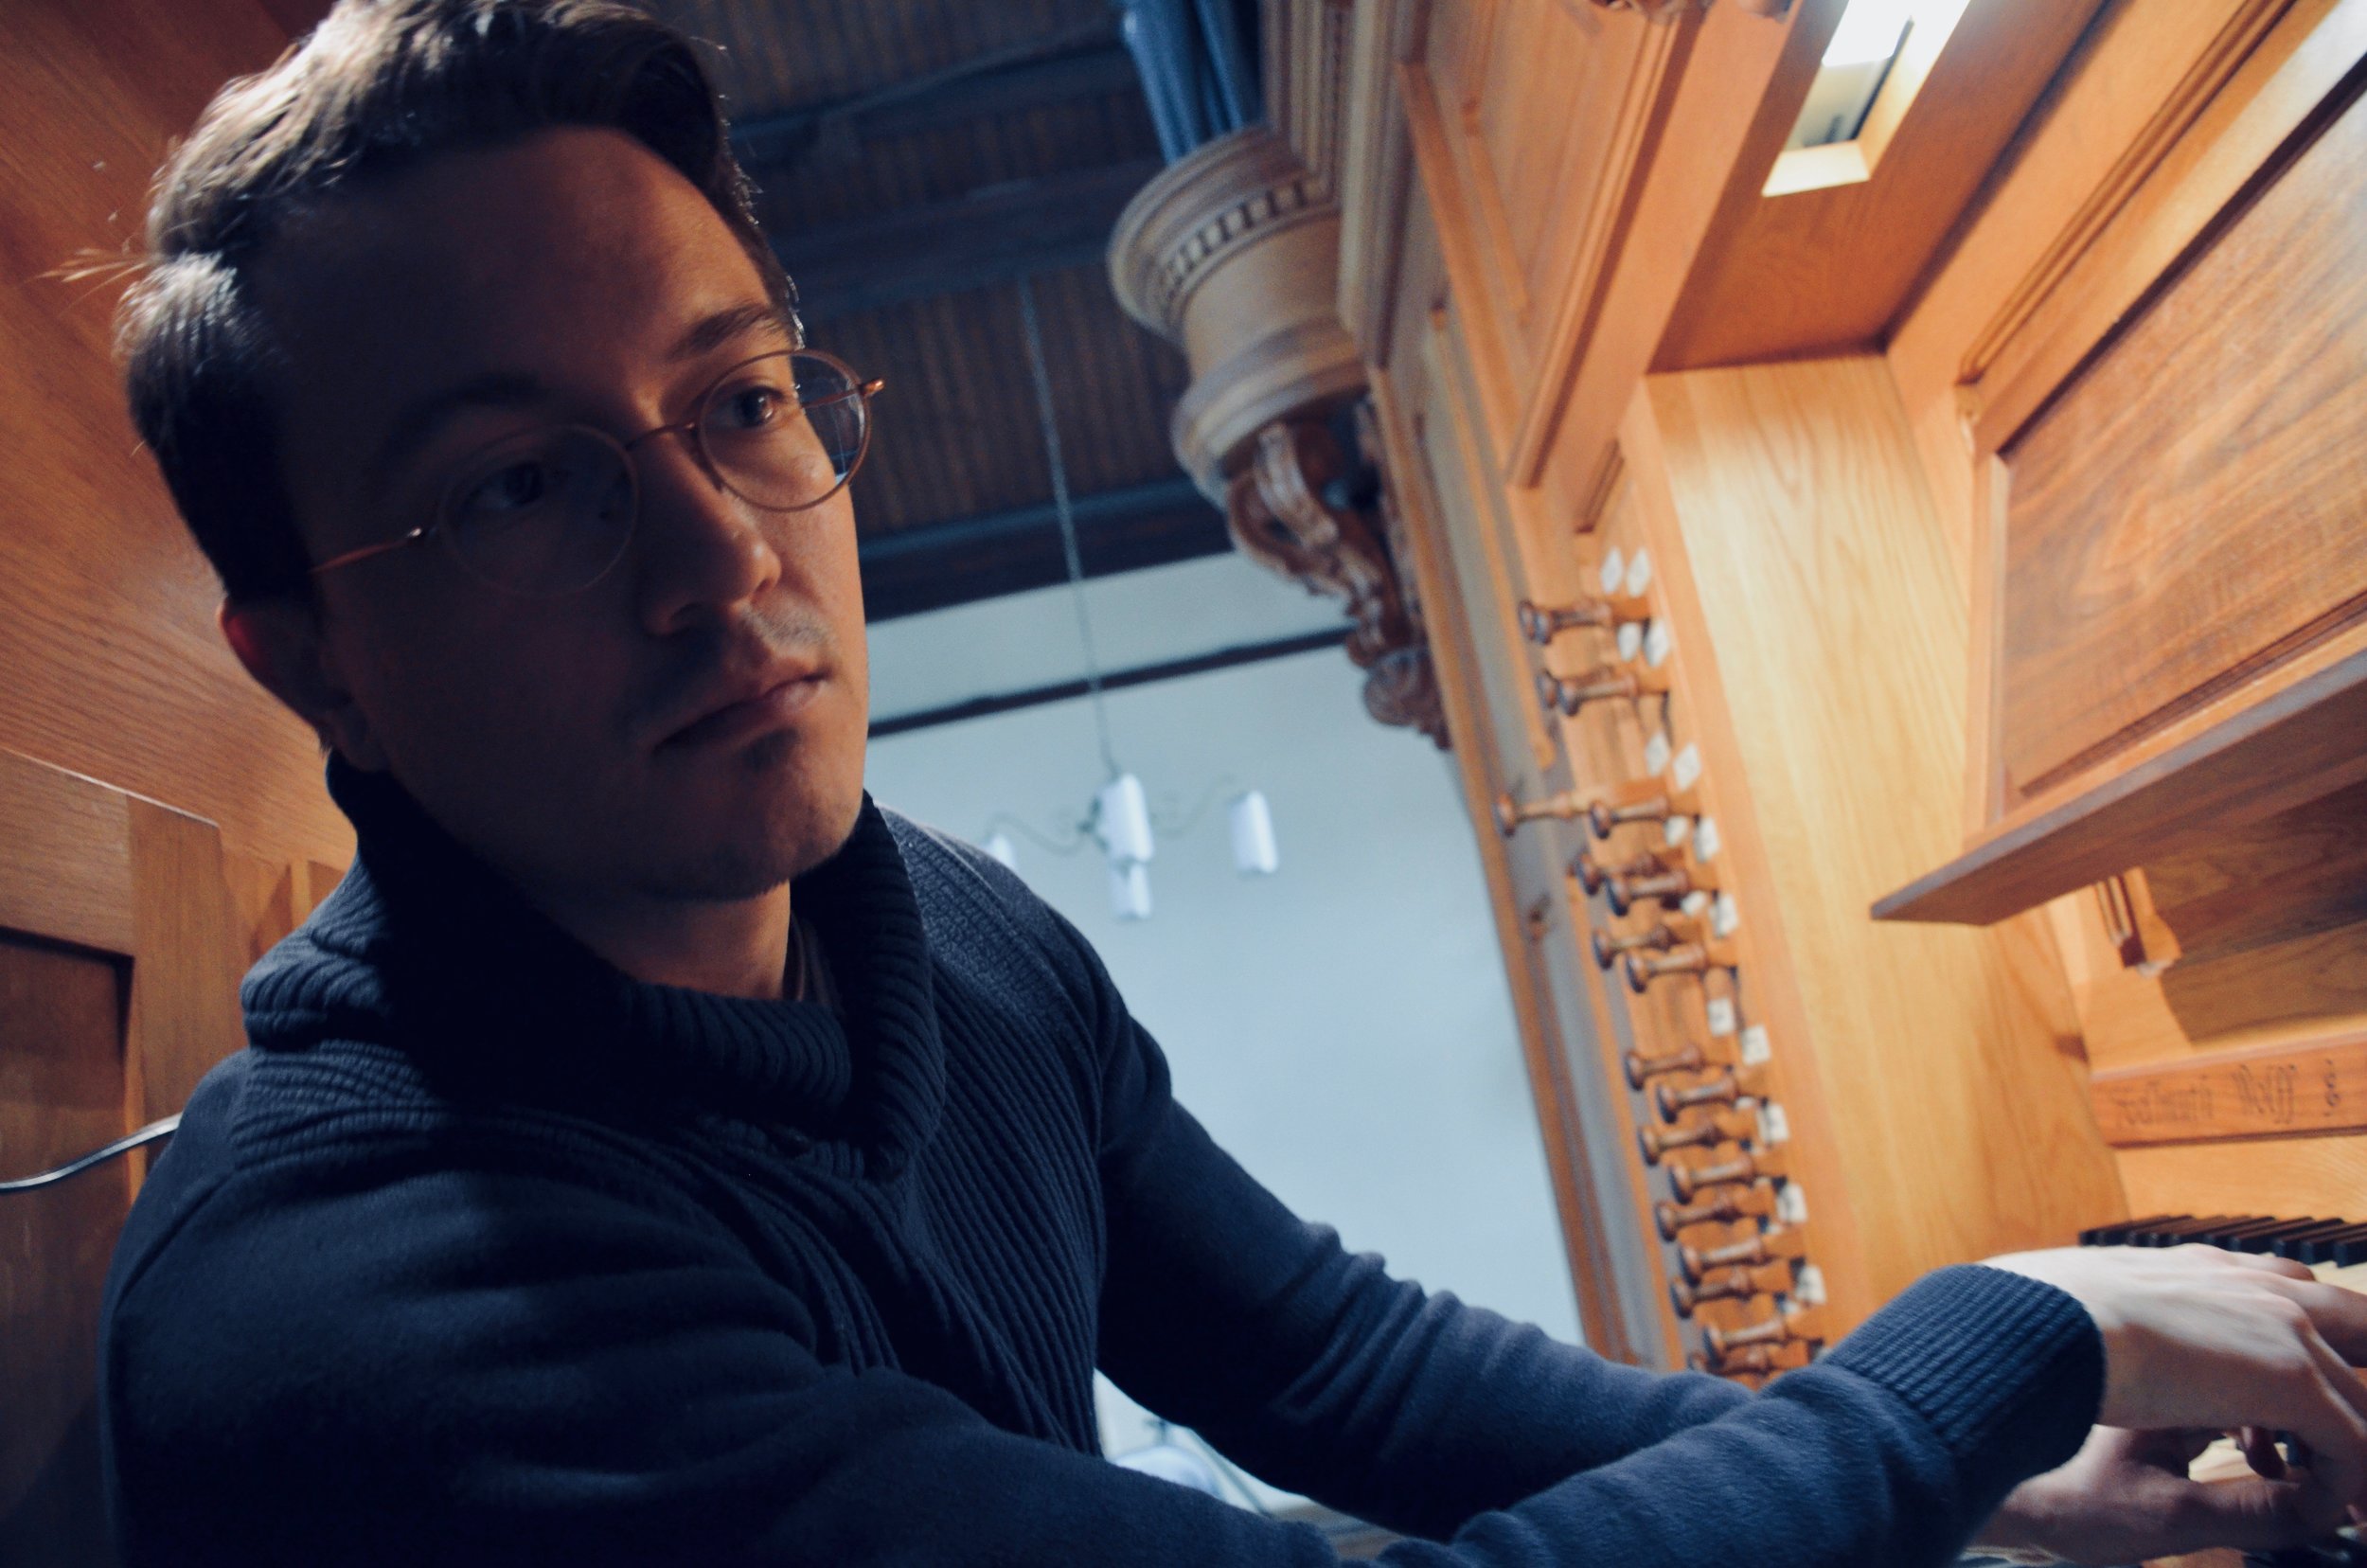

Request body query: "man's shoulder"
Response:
[875, 806, 1065, 952]
[869, 803, 1110, 1021]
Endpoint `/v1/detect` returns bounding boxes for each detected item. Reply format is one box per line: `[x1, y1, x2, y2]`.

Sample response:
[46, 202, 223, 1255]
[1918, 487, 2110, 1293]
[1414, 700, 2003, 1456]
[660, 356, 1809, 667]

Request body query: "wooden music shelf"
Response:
[1874, 647, 2367, 927]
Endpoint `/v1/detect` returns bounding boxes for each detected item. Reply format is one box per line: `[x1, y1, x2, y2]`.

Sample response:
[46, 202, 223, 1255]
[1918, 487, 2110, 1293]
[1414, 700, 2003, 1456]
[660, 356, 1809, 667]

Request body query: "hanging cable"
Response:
[0, 1114, 181, 1193]
[1015, 274, 1122, 781]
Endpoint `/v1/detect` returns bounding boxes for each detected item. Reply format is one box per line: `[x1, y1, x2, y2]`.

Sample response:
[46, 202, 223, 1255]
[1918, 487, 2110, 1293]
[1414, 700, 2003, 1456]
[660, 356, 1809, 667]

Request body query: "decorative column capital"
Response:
[1109, 127, 1364, 500]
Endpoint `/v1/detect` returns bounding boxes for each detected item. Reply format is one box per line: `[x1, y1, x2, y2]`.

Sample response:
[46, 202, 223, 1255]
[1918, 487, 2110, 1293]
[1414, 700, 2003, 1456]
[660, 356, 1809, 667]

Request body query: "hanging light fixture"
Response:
[980, 276, 1278, 921]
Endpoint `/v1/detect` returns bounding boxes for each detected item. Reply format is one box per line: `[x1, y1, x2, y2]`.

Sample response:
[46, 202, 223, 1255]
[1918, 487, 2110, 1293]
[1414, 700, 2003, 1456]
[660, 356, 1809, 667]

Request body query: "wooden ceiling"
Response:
[641, 0, 1223, 619]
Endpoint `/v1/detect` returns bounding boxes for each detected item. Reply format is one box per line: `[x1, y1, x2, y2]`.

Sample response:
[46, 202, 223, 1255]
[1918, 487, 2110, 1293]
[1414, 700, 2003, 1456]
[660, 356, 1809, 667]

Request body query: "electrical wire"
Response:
[1015, 274, 1122, 782]
[0, 1114, 180, 1193]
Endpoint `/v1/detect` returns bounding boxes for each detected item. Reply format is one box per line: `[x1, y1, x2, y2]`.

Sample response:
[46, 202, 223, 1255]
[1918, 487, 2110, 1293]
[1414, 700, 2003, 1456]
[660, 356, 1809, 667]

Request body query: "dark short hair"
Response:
[117, 0, 796, 602]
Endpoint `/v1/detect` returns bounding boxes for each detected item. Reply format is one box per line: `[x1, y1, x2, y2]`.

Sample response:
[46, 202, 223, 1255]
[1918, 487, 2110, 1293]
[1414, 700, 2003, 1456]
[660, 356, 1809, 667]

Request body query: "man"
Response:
[95, 2, 2367, 1563]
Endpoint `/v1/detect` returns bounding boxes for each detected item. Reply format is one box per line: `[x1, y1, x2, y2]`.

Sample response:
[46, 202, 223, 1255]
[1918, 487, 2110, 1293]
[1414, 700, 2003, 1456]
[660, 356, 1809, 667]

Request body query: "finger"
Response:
[2304, 1331, 2367, 1455]
[2187, 1243, 2315, 1282]
[2242, 1425, 2287, 1479]
[2153, 1475, 2347, 1556]
[2269, 1363, 2367, 1516]
[2251, 1271, 2367, 1363]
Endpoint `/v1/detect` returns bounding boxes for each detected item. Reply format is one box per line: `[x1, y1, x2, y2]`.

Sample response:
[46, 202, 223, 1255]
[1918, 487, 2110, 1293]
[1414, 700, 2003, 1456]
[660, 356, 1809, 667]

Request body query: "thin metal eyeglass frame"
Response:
[306, 347, 885, 591]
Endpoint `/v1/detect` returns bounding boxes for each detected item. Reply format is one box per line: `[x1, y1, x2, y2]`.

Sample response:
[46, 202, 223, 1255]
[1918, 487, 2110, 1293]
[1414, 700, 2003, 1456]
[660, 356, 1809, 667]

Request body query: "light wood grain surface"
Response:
[0, 0, 354, 873]
[1636, 355, 2123, 1307]
[1998, 68, 2367, 799]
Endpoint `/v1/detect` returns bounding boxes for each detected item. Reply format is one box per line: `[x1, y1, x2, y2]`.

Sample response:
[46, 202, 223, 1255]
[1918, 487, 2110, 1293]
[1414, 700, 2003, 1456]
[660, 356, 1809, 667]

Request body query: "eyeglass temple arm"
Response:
[311, 526, 429, 578]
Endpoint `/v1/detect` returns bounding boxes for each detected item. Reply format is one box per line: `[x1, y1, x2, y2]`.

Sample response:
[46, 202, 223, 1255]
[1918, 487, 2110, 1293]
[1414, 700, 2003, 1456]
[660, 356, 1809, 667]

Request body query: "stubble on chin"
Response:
[637, 728, 863, 901]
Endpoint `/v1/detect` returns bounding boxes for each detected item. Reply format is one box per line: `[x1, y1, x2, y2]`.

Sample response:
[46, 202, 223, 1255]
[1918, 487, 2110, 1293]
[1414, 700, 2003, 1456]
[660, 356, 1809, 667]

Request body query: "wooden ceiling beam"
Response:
[730, 39, 1138, 169]
[772, 157, 1165, 320]
[859, 474, 1231, 621]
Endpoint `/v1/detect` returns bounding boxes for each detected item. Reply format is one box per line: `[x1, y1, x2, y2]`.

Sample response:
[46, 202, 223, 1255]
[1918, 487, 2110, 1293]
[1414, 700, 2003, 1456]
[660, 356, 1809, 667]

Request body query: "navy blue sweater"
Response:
[99, 758, 2103, 1565]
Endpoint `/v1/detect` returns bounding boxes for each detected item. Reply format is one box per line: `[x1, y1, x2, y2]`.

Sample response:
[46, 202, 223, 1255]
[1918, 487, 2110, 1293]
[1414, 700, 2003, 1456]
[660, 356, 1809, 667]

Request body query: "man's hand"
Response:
[1980, 1243, 2367, 1543]
[1979, 1426, 2348, 1564]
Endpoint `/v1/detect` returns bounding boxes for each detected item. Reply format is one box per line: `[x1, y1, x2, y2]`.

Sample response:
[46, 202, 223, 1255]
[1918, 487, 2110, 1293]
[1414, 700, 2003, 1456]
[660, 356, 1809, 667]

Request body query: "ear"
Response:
[217, 595, 392, 771]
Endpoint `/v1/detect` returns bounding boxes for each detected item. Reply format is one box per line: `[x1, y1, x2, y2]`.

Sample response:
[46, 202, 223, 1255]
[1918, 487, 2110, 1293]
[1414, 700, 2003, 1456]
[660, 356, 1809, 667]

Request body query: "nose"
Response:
[629, 425, 783, 634]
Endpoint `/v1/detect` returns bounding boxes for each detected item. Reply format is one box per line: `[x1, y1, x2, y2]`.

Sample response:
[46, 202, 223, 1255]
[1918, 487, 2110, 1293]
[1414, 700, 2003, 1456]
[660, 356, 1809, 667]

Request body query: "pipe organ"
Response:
[1121, 0, 2367, 1427]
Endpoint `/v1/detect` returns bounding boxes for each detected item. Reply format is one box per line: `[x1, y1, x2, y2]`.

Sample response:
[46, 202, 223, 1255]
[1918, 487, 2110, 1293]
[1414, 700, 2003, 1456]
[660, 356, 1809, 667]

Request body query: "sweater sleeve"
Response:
[1060, 905, 2107, 1559]
[103, 1096, 2100, 1568]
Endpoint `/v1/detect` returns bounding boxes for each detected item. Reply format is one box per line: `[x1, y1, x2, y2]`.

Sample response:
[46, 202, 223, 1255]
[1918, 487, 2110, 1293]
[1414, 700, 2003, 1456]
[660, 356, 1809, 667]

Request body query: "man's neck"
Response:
[515, 880, 795, 1001]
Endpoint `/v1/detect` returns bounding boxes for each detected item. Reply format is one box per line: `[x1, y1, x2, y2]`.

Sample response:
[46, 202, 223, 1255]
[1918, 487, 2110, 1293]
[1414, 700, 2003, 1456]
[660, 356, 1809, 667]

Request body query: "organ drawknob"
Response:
[1653, 1178, 1778, 1241]
[1668, 1145, 1789, 1203]
[1677, 1223, 1810, 1284]
[1491, 789, 1588, 838]
[1536, 664, 1667, 718]
[1654, 1064, 1771, 1123]
[1637, 1107, 1756, 1165]
[1516, 595, 1650, 645]
[1669, 1259, 1794, 1318]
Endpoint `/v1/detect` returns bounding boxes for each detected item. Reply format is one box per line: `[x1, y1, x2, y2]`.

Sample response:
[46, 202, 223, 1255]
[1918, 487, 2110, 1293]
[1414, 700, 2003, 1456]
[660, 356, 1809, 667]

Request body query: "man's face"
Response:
[248, 126, 870, 904]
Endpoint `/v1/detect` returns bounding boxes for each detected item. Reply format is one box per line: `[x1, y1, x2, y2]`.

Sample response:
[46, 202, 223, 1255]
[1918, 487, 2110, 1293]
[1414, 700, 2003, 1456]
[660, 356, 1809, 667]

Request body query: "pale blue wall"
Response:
[862, 556, 1581, 1504]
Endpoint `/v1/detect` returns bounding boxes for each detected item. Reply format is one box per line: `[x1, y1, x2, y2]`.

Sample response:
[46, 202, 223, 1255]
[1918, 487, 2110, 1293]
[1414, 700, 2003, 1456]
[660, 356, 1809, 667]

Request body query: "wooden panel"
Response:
[1658, 0, 2108, 370]
[1633, 356, 2122, 1308]
[0, 937, 130, 1568]
[1406, 312, 1672, 1364]
[0, 752, 133, 956]
[2050, 882, 2367, 1075]
[1995, 68, 2367, 797]
[2092, 1032, 2367, 1146]
[1392, 0, 1709, 484]
[1890, 0, 2326, 607]
[2160, 923, 2367, 1045]
[1522, 0, 1806, 513]
[0, 0, 353, 875]
[2143, 777, 2367, 960]
[1875, 640, 2367, 925]
[125, 799, 246, 1122]
[2120, 1130, 2367, 1223]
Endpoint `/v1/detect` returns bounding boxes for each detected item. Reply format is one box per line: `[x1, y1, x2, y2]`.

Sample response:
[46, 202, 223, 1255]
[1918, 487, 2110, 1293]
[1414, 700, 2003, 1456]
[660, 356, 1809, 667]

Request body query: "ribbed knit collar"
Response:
[240, 756, 947, 1178]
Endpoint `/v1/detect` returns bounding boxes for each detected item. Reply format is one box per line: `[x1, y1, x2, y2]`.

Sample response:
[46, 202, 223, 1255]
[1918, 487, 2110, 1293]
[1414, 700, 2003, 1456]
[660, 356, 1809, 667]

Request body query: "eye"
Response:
[710, 377, 792, 435]
[456, 459, 551, 519]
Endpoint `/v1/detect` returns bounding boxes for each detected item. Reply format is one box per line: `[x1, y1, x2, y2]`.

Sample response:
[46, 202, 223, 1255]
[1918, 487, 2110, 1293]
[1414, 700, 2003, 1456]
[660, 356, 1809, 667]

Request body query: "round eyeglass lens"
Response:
[441, 426, 635, 596]
[699, 350, 869, 512]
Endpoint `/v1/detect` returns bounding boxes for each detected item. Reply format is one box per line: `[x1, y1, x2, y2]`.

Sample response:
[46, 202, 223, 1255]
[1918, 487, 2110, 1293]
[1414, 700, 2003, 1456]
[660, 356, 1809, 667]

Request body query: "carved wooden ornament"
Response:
[1224, 414, 1448, 747]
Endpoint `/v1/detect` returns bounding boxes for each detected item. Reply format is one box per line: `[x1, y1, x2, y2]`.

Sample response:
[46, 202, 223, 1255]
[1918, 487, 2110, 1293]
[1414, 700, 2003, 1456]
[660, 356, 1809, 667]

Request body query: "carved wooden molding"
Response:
[1109, 127, 1336, 342]
[1266, 0, 1358, 197]
[1224, 413, 1448, 747]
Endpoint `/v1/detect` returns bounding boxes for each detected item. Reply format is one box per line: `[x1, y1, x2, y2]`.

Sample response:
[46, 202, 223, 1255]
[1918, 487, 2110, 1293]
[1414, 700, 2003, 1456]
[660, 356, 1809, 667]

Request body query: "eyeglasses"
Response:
[310, 348, 885, 597]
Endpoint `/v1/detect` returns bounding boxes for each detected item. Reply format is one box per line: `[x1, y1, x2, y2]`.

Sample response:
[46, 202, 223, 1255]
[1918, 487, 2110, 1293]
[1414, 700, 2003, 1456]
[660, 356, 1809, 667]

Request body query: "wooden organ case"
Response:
[1265, 0, 2367, 1396]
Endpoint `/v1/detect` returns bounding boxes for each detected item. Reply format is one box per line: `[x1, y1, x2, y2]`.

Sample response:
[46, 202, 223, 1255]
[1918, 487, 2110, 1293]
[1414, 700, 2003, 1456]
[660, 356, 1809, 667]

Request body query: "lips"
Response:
[658, 664, 828, 750]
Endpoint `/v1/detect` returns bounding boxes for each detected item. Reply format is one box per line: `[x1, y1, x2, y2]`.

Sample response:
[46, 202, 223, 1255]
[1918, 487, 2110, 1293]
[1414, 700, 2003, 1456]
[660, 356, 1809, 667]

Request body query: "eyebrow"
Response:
[667, 301, 794, 363]
[368, 303, 795, 483]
